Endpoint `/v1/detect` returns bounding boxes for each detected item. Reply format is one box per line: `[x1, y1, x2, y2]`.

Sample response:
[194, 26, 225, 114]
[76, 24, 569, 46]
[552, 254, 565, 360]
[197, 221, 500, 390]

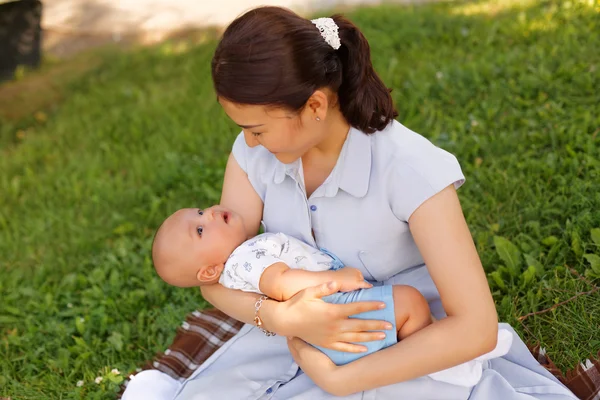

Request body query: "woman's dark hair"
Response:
[211, 7, 397, 134]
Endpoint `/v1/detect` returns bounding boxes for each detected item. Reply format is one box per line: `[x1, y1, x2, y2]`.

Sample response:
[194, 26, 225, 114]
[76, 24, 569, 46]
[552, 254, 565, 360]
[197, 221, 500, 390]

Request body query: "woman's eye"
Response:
[197, 227, 203, 236]
[198, 210, 204, 215]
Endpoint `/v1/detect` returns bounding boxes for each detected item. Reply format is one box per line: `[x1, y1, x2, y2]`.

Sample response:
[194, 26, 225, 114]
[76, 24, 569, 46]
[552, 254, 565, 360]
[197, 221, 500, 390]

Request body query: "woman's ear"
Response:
[196, 263, 224, 284]
[305, 90, 329, 121]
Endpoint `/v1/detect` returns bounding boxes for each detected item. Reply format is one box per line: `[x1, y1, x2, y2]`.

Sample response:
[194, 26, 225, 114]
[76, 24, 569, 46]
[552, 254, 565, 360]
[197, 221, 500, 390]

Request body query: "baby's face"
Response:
[190, 205, 247, 266]
[153, 206, 247, 287]
[193, 206, 247, 265]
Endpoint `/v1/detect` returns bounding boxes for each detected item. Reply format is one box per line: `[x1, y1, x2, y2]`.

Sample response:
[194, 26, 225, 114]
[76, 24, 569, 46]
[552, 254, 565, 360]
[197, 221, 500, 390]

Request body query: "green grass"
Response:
[1, 0, 599, 397]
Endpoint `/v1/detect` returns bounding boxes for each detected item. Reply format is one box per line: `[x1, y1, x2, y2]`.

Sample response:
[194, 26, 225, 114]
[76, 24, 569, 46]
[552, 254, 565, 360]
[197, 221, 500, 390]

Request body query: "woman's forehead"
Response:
[219, 98, 289, 125]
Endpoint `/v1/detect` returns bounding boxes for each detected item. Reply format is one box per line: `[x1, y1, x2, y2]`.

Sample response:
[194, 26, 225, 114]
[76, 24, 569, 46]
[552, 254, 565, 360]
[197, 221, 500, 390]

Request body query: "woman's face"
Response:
[219, 97, 327, 164]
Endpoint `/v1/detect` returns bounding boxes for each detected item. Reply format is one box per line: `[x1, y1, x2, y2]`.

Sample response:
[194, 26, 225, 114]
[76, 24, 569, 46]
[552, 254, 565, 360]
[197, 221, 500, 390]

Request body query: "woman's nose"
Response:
[243, 131, 259, 148]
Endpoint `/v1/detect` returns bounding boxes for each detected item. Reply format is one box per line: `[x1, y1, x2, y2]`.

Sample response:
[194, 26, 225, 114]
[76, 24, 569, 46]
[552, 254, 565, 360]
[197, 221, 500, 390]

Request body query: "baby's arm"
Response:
[259, 263, 371, 301]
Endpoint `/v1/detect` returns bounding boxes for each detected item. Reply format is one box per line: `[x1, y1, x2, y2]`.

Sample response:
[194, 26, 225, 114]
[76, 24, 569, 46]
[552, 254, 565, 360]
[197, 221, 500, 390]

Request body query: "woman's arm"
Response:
[289, 185, 499, 396]
[220, 153, 263, 238]
[200, 153, 265, 323]
[201, 153, 391, 349]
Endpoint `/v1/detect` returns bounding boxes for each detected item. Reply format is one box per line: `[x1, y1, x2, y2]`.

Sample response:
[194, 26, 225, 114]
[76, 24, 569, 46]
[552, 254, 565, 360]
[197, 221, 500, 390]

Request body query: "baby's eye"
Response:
[251, 132, 262, 137]
[197, 226, 203, 236]
[198, 209, 204, 215]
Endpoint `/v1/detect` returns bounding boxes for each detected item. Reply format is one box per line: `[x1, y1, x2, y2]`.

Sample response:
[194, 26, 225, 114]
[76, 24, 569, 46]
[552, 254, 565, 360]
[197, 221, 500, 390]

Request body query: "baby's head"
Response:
[152, 206, 247, 287]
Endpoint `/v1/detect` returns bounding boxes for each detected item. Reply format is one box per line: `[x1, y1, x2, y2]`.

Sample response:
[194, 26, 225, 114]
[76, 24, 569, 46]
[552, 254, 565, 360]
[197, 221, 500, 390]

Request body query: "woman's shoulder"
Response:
[369, 121, 466, 221]
[230, 133, 279, 203]
[370, 121, 463, 181]
[372, 120, 458, 166]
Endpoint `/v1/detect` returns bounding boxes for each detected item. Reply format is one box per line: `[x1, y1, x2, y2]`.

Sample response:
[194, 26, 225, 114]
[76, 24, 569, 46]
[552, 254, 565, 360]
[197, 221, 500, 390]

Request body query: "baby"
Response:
[152, 206, 513, 384]
[152, 206, 430, 366]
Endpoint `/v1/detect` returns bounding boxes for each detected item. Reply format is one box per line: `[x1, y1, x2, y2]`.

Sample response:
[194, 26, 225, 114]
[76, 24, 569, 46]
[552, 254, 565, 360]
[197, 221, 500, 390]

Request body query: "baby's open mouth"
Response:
[222, 212, 229, 224]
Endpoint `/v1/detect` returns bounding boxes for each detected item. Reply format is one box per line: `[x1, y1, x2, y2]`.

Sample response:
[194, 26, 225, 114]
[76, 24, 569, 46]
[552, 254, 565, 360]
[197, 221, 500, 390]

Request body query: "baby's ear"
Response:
[196, 263, 224, 284]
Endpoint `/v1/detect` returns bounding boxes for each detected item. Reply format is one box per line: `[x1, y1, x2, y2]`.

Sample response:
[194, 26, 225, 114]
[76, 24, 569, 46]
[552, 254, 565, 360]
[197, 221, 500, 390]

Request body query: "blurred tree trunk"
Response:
[0, 0, 42, 82]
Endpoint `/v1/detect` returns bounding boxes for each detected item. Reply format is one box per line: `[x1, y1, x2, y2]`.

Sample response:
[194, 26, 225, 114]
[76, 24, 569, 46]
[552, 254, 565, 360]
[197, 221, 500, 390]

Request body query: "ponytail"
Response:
[332, 15, 398, 134]
[212, 7, 397, 134]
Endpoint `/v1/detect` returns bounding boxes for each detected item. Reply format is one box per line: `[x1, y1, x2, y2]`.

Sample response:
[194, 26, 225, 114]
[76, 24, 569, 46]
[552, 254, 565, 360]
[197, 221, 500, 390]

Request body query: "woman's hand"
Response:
[287, 337, 348, 396]
[265, 281, 392, 353]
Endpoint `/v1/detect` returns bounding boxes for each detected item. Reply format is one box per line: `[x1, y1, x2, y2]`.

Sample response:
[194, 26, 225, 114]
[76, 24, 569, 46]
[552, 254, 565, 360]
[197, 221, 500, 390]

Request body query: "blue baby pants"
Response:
[317, 248, 398, 365]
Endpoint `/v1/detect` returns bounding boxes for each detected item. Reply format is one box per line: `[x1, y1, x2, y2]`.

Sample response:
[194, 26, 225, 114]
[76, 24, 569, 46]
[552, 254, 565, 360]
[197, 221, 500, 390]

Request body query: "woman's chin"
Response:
[274, 153, 299, 164]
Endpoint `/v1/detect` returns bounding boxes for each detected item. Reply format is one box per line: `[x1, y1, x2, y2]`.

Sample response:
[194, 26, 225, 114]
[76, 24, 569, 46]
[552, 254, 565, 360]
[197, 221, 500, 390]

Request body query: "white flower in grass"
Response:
[471, 119, 479, 127]
[76, 380, 84, 387]
[111, 368, 120, 375]
[67, 303, 73, 308]
[436, 71, 443, 80]
[95, 376, 103, 384]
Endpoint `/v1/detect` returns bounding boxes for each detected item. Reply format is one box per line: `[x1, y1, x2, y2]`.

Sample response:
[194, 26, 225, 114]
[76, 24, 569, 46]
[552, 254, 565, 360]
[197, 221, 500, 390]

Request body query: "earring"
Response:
[316, 117, 321, 122]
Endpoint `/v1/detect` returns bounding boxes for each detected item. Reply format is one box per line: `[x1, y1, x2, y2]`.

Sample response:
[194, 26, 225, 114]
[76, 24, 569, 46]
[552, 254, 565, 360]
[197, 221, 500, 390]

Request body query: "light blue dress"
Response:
[172, 121, 576, 399]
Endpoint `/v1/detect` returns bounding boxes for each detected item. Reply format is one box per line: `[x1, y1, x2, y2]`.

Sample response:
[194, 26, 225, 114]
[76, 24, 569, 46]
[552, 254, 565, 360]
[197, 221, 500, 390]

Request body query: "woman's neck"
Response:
[307, 108, 351, 159]
[301, 108, 351, 198]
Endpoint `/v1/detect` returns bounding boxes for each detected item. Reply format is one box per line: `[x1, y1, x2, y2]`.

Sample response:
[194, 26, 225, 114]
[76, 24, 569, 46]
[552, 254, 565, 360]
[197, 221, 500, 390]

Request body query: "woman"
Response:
[123, 7, 576, 399]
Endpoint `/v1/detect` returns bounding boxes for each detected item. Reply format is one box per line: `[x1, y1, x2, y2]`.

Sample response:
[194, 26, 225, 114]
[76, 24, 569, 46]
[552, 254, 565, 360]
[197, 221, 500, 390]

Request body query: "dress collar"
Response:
[273, 127, 372, 198]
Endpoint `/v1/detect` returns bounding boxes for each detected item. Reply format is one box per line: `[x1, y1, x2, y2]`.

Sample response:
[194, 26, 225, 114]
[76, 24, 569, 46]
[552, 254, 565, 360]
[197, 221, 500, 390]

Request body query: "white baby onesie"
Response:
[219, 232, 335, 294]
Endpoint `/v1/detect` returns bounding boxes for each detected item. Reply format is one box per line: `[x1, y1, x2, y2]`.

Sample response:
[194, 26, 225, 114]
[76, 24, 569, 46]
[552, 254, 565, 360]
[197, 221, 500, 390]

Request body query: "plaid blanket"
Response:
[529, 345, 600, 400]
[121, 309, 598, 399]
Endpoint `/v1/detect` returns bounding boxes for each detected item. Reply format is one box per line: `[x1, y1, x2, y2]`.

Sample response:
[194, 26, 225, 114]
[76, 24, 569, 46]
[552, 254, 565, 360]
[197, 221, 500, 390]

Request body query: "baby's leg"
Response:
[392, 285, 432, 340]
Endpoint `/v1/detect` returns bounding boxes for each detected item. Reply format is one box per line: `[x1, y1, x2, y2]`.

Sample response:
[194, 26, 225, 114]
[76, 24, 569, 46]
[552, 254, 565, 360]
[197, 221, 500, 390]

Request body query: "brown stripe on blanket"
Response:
[119, 309, 597, 399]
[530, 345, 600, 400]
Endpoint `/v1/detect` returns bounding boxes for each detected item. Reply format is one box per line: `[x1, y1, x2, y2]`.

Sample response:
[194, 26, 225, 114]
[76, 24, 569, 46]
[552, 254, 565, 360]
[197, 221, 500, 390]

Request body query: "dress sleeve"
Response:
[219, 234, 286, 293]
[230, 132, 270, 202]
[231, 132, 249, 173]
[389, 138, 465, 222]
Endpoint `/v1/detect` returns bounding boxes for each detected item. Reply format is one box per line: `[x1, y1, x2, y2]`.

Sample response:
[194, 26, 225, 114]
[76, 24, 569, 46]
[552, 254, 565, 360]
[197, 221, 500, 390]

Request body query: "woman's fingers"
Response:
[282, 284, 392, 350]
[305, 281, 340, 299]
[327, 341, 369, 353]
[319, 325, 390, 352]
[337, 331, 388, 344]
[345, 317, 393, 332]
[334, 316, 392, 340]
[338, 300, 387, 317]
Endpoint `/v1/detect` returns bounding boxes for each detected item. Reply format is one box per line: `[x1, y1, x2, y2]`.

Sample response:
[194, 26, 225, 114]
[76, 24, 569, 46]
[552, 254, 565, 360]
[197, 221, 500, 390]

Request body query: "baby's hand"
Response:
[334, 267, 372, 292]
